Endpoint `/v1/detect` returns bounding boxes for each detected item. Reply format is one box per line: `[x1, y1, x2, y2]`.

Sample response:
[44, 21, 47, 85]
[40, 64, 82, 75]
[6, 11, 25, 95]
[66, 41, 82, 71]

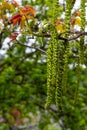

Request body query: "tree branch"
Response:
[34, 31, 87, 42]
[68, 31, 87, 41]
[15, 40, 46, 54]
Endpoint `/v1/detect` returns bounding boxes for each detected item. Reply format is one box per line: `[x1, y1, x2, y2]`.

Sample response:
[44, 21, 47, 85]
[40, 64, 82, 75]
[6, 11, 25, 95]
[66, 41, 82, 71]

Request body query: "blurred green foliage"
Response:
[0, 0, 87, 130]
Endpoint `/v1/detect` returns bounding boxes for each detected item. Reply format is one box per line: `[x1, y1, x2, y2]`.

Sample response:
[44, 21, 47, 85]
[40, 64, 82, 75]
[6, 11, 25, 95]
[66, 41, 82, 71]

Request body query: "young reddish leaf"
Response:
[10, 32, 18, 42]
[10, 14, 22, 26]
[13, 17, 21, 26]
[10, 14, 22, 21]
[75, 11, 81, 17]
[71, 18, 75, 28]
[20, 5, 36, 16]
[9, 5, 36, 29]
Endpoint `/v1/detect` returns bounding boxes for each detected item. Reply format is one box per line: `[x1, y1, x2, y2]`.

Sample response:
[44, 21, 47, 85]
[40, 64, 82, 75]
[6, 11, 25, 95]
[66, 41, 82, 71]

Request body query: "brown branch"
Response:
[15, 40, 46, 54]
[34, 31, 87, 42]
[34, 32, 68, 41]
[59, 31, 87, 41]
[33, 32, 51, 38]
[46, 31, 87, 42]
[68, 31, 87, 41]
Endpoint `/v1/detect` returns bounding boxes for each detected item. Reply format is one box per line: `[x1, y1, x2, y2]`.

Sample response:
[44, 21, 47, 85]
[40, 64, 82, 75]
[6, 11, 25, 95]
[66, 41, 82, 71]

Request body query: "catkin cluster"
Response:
[45, 0, 70, 109]
[45, 0, 86, 109]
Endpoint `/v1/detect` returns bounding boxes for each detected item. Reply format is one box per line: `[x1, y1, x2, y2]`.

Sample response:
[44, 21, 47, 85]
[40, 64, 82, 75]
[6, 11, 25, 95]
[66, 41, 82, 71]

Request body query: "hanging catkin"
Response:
[74, 56, 80, 105]
[46, 0, 86, 109]
[73, 0, 86, 104]
[56, 0, 76, 108]
[45, 0, 59, 109]
[55, 41, 66, 109]
[80, 0, 86, 64]
[59, 0, 72, 99]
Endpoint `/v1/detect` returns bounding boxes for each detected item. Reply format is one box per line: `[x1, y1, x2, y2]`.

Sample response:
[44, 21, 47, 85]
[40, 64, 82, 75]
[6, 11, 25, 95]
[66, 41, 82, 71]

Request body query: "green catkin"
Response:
[61, 44, 69, 94]
[80, 0, 86, 64]
[56, 0, 75, 107]
[85, 0, 87, 66]
[45, 0, 59, 109]
[45, 38, 54, 108]
[59, 0, 72, 98]
[74, 0, 86, 104]
[54, 0, 71, 109]
[81, 0, 86, 30]
[55, 42, 66, 109]
[72, 0, 86, 104]
[52, 0, 66, 109]
[73, 0, 86, 104]
[52, 0, 60, 85]
[74, 56, 80, 105]
[51, 30, 58, 85]
[46, 27, 58, 109]
[46, 0, 80, 109]
[65, 0, 74, 32]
